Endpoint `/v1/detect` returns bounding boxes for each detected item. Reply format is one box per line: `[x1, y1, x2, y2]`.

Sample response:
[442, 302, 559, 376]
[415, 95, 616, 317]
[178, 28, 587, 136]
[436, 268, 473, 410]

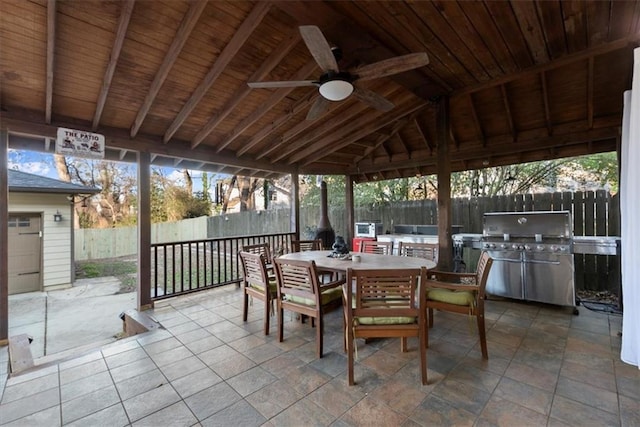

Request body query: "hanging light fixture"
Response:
[53, 210, 63, 222]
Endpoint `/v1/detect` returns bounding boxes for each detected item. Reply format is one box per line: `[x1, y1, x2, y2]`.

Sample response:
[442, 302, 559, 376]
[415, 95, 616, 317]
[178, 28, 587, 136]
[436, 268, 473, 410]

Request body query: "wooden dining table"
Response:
[278, 250, 436, 272]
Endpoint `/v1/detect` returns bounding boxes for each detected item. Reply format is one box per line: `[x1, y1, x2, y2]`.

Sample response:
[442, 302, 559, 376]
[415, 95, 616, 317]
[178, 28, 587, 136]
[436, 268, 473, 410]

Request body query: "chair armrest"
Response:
[321, 277, 346, 290]
[425, 279, 480, 292]
[429, 270, 477, 283]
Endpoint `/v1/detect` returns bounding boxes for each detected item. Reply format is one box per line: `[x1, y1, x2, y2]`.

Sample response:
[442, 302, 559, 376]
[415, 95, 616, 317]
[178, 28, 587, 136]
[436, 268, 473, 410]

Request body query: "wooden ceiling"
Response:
[2, 1, 639, 182]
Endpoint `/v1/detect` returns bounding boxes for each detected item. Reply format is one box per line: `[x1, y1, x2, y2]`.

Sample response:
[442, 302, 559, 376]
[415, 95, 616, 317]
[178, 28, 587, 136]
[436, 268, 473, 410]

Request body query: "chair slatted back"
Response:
[398, 242, 438, 262]
[291, 239, 322, 252]
[475, 251, 493, 300]
[274, 258, 320, 302]
[359, 240, 393, 255]
[242, 243, 272, 264]
[349, 268, 424, 318]
[239, 251, 270, 290]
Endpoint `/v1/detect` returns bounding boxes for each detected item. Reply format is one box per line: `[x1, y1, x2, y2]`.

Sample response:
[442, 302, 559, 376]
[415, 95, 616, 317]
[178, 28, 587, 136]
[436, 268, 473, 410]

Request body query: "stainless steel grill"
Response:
[481, 211, 577, 311]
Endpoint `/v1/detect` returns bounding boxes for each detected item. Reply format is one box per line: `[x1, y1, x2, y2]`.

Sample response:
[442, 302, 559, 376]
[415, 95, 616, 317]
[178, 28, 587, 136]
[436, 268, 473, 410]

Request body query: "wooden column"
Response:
[137, 151, 152, 310]
[0, 130, 8, 344]
[436, 96, 453, 271]
[291, 172, 300, 238]
[346, 175, 355, 246]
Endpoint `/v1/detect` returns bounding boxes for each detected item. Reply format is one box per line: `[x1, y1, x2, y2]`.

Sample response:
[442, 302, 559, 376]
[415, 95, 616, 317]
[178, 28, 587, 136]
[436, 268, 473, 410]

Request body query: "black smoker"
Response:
[314, 181, 335, 249]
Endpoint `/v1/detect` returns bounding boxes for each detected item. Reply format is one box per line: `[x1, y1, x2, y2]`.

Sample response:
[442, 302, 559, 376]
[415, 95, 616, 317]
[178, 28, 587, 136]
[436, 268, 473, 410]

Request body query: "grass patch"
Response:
[76, 257, 138, 293]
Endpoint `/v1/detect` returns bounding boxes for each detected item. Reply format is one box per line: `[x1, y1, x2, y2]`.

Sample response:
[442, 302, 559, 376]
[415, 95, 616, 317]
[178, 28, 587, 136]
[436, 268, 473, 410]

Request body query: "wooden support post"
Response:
[137, 151, 152, 310]
[346, 175, 355, 245]
[436, 97, 453, 271]
[0, 129, 8, 344]
[291, 171, 300, 239]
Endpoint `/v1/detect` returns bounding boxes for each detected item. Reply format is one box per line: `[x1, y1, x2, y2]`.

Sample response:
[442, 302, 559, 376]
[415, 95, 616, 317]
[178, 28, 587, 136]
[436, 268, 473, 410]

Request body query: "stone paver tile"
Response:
[5, 365, 58, 387]
[1, 405, 60, 427]
[59, 358, 108, 385]
[307, 377, 366, 418]
[408, 393, 476, 427]
[308, 351, 348, 378]
[620, 394, 640, 427]
[149, 345, 193, 367]
[430, 378, 490, 415]
[109, 356, 157, 383]
[59, 351, 104, 371]
[167, 321, 202, 337]
[200, 399, 266, 427]
[132, 401, 197, 427]
[122, 383, 181, 422]
[173, 326, 213, 344]
[101, 338, 141, 358]
[617, 375, 640, 400]
[550, 395, 619, 426]
[446, 362, 502, 394]
[1, 372, 59, 404]
[61, 385, 120, 425]
[366, 375, 428, 416]
[61, 370, 114, 402]
[115, 368, 167, 401]
[135, 329, 172, 346]
[226, 366, 277, 397]
[504, 360, 559, 393]
[493, 377, 552, 416]
[0, 387, 59, 424]
[160, 355, 207, 382]
[142, 337, 182, 356]
[184, 335, 224, 354]
[560, 359, 617, 393]
[338, 396, 404, 427]
[208, 353, 256, 380]
[245, 378, 305, 419]
[184, 382, 242, 421]
[171, 367, 223, 399]
[556, 376, 619, 415]
[105, 347, 148, 369]
[281, 365, 332, 395]
[65, 403, 129, 427]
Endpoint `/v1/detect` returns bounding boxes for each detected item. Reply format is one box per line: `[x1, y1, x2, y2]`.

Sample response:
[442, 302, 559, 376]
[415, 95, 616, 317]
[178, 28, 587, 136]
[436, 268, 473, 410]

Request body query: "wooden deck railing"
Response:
[150, 232, 295, 301]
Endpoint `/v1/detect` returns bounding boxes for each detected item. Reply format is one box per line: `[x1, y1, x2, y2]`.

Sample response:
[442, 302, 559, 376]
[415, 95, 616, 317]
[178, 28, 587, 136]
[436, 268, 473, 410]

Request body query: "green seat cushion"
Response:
[427, 288, 475, 306]
[284, 286, 342, 306]
[350, 296, 416, 325]
[355, 315, 416, 325]
[249, 278, 277, 294]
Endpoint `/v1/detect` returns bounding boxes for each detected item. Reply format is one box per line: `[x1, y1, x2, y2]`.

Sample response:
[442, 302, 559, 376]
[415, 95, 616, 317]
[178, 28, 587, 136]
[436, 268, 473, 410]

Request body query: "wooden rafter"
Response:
[541, 71, 553, 136]
[587, 56, 594, 129]
[131, 0, 207, 138]
[45, 0, 56, 124]
[163, 2, 272, 143]
[93, 0, 135, 131]
[249, 90, 319, 159]
[468, 94, 486, 147]
[413, 118, 432, 154]
[299, 100, 426, 166]
[395, 132, 411, 157]
[500, 84, 516, 142]
[119, 149, 128, 160]
[191, 30, 301, 148]
[214, 60, 317, 153]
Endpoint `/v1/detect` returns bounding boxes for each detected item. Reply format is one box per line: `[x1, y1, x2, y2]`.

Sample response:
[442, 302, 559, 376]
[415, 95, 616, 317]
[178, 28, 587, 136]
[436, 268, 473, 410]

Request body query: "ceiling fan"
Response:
[247, 26, 429, 120]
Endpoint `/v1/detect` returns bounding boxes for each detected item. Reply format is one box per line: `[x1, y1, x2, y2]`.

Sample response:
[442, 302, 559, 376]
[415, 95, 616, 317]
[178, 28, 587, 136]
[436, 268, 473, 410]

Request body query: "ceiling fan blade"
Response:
[299, 25, 338, 72]
[352, 87, 394, 112]
[306, 96, 330, 120]
[248, 80, 317, 89]
[353, 52, 429, 81]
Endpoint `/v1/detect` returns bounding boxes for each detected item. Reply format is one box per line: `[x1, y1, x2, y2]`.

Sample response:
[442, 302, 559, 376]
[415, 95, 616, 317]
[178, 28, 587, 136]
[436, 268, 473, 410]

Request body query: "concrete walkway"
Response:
[7, 278, 136, 359]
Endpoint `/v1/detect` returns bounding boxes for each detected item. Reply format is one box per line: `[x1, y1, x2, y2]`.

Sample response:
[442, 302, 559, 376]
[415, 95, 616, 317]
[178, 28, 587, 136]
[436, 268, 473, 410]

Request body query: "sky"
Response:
[8, 149, 215, 193]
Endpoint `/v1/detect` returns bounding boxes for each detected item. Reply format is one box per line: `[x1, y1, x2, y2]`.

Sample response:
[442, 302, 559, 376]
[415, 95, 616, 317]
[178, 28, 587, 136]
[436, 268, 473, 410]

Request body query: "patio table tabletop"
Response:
[278, 250, 436, 272]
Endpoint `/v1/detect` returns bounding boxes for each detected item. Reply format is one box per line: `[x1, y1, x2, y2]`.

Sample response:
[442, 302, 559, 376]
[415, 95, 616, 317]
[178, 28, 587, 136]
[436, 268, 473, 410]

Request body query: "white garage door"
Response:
[8, 214, 42, 294]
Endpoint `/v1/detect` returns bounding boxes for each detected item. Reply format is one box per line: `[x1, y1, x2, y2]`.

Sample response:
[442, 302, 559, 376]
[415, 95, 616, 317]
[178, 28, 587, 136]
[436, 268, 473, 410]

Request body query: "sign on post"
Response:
[56, 127, 105, 159]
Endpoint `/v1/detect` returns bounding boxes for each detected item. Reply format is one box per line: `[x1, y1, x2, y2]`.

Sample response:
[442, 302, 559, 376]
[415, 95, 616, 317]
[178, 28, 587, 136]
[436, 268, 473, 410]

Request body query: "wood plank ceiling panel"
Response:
[593, 49, 633, 118]
[535, 0, 567, 60]
[0, 0, 47, 111]
[484, 1, 534, 70]
[505, 74, 546, 132]
[546, 61, 588, 125]
[473, 86, 511, 138]
[561, 1, 589, 54]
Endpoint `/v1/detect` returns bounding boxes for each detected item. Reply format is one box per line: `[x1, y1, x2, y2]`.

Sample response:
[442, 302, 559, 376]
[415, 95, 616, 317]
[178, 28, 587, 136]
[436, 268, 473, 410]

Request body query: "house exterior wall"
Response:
[8, 192, 73, 291]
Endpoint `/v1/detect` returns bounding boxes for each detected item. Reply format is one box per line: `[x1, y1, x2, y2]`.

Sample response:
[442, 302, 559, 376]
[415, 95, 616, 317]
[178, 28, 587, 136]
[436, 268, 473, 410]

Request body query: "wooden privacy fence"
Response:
[76, 190, 620, 293]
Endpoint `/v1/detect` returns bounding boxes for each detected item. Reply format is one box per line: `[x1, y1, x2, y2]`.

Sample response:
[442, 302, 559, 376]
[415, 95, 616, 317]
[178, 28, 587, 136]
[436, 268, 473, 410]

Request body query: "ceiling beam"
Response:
[468, 94, 486, 147]
[500, 84, 517, 142]
[587, 56, 594, 129]
[394, 133, 411, 157]
[130, 0, 207, 138]
[454, 37, 638, 97]
[541, 71, 553, 136]
[248, 90, 319, 159]
[163, 2, 272, 143]
[191, 30, 301, 148]
[45, 0, 56, 124]
[355, 118, 410, 163]
[298, 98, 425, 165]
[413, 118, 432, 154]
[214, 60, 317, 153]
[93, 0, 135, 131]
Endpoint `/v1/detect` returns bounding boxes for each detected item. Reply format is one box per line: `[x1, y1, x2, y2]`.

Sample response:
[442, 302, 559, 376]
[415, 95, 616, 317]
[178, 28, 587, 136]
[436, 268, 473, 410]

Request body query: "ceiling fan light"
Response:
[319, 79, 353, 101]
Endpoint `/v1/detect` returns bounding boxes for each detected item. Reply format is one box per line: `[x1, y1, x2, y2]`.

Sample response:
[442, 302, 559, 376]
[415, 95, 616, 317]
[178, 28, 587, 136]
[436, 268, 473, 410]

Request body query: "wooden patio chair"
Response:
[425, 251, 494, 359]
[290, 239, 322, 252]
[359, 240, 393, 255]
[344, 267, 428, 385]
[241, 242, 273, 264]
[273, 257, 345, 358]
[239, 251, 277, 336]
[398, 241, 438, 263]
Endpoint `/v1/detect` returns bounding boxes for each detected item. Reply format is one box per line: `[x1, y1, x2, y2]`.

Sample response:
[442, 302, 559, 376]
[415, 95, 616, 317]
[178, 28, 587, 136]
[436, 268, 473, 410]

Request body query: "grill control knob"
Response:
[536, 245, 545, 251]
[500, 244, 508, 249]
[550, 245, 558, 252]
[511, 244, 519, 250]
[524, 244, 532, 251]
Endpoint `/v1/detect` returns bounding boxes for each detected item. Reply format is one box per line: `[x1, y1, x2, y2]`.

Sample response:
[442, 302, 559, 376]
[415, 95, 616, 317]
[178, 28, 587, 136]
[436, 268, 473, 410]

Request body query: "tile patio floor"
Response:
[0, 285, 638, 426]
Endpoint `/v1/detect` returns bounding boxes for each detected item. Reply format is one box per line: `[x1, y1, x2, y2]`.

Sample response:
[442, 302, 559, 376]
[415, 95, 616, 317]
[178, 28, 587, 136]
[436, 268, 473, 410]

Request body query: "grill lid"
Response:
[483, 211, 572, 239]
